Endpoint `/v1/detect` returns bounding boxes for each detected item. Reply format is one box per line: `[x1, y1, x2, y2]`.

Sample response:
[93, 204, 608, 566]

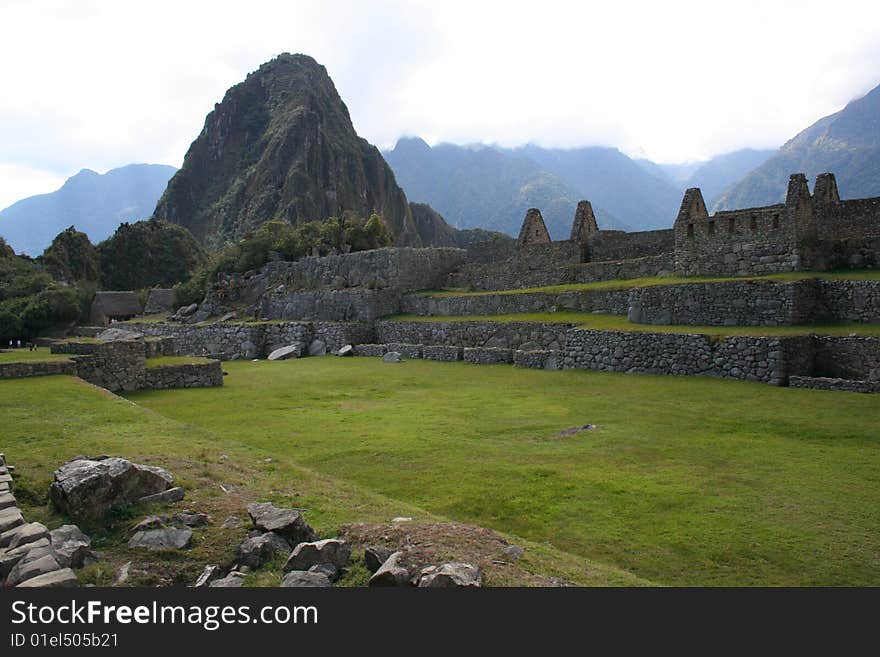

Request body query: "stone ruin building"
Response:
[6, 171, 878, 395]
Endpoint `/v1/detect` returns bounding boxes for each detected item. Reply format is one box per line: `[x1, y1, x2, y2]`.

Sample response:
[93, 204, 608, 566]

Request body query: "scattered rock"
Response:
[1, 522, 49, 550]
[0, 492, 17, 511]
[307, 340, 327, 357]
[236, 532, 291, 570]
[49, 525, 96, 568]
[96, 328, 143, 342]
[171, 512, 209, 527]
[0, 538, 51, 581]
[0, 506, 24, 533]
[194, 565, 220, 587]
[113, 561, 131, 586]
[16, 568, 78, 588]
[308, 563, 339, 582]
[50, 457, 174, 520]
[368, 551, 411, 587]
[137, 487, 185, 505]
[336, 345, 354, 357]
[247, 502, 316, 544]
[176, 304, 198, 318]
[284, 539, 351, 572]
[7, 553, 62, 587]
[364, 546, 393, 573]
[131, 515, 166, 533]
[268, 344, 303, 361]
[280, 571, 332, 588]
[222, 515, 242, 528]
[392, 517, 412, 523]
[127, 528, 192, 551]
[210, 572, 246, 588]
[382, 351, 402, 363]
[502, 545, 524, 561]
[417, 563, 483, 588]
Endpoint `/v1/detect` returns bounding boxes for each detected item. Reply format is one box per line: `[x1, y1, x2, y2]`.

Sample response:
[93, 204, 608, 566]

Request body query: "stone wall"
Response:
[375, 320, 572, 351]
[586, 229, 674, 262]
[142, 361, 224, 390]
[258, 288, 400, 322]
[627, 279, 830, 326]
[561, 330, 809, 385]
[0, 360, 76, 379]
[125, 321, 376, 359]
[816, 197, 880, 241]
[70, 340, 146, 393]
[571, 254, 674, 284]
[811, 336, 880, 381]
[210, 247, 466, 305]
[789, 376, 880, 393]
[818, 280, 880, 323]
[400, 288, 631, 317]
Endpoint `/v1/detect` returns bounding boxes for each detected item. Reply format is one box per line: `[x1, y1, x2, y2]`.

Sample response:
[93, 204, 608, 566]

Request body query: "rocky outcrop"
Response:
[152, 53, 422, 247]
[50, 457, 175, 520]
[246, 502, 316, 544]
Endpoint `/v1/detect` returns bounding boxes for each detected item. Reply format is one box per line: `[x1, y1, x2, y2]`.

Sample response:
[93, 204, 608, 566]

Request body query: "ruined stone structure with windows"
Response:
[49, 171, 879, 395]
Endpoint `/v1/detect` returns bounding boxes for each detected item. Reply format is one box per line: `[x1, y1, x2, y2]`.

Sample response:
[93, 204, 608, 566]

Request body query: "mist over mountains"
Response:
[716, 83, 880, 209]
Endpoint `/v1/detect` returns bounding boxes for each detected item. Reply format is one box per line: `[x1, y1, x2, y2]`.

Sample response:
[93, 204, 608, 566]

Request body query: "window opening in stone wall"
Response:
[728, 218, 735, 234]
[687, 223, 694, 238]
[772, 214, 780, 229]
[708, 221, 715, 235]
[750, 215, 757, 231]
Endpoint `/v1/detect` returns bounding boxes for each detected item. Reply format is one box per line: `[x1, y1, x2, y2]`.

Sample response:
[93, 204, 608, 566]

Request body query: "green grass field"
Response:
[0, 347, 72, 364]
[422, 269, 880, 297]
[3, 358, 879, 586]
[389, 312, 880, 337]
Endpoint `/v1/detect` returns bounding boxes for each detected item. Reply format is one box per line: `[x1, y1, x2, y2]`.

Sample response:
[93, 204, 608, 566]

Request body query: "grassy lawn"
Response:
[145, 356, 216, 368]
[423, 269, 880, 297]
[103, 357, 880, 586]
[389, 312, 880, 337]
[0, 347, 73, 364]
[0, 374, 644, 587]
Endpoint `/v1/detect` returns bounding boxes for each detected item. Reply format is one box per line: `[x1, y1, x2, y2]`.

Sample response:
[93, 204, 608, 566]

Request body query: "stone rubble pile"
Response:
[0, 454, 98, 588]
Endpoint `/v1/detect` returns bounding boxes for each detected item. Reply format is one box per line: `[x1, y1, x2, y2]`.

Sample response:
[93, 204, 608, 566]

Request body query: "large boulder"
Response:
[382, 351, 402, 363]
[268, 344, 303, 361]
[127, 528, 192, 551]
[7, 553, 62, 587]
[0, 506, 23, 534]
[247, 502, 316, 544]
[236, 532, 291, 570]
[284, 539, 350, 572]
[96, 328, 143, 342]
[16, 568, 78, 588]
[364, 546, 393, 573]
[280, 571, 332, 588]
[307, 340, 327, 357]
[416, 563, 483, 588]
[50, 457, 174, 520]
[0, 522, 48, 550]
[49, 525, 96, 568]
[368, 551, 411, 587]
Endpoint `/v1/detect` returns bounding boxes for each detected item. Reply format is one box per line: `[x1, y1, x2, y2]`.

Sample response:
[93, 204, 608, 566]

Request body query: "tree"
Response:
[41, 226, 100, 283]
[98, 221, 205, 290]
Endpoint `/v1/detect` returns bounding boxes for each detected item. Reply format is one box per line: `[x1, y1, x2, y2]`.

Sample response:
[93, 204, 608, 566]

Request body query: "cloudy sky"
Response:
[1, 0, 879, 210]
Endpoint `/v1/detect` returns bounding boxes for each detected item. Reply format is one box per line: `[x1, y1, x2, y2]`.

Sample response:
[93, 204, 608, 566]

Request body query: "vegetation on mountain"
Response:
[152, 53, 423, 247]
[97, 220, 204, 291]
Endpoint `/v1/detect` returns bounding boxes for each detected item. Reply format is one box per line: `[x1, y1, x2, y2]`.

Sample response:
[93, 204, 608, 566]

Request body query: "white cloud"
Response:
[1, 0, 879, 207]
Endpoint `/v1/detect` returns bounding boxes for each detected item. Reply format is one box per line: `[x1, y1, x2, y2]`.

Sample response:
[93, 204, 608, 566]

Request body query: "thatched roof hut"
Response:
[89, 291, 142, 326]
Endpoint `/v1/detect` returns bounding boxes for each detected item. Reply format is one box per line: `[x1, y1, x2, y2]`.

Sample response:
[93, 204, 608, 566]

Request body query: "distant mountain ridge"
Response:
[0, 164, 177, 255]
[716, 82, 880, 209]
[385, 138, 636, 240]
